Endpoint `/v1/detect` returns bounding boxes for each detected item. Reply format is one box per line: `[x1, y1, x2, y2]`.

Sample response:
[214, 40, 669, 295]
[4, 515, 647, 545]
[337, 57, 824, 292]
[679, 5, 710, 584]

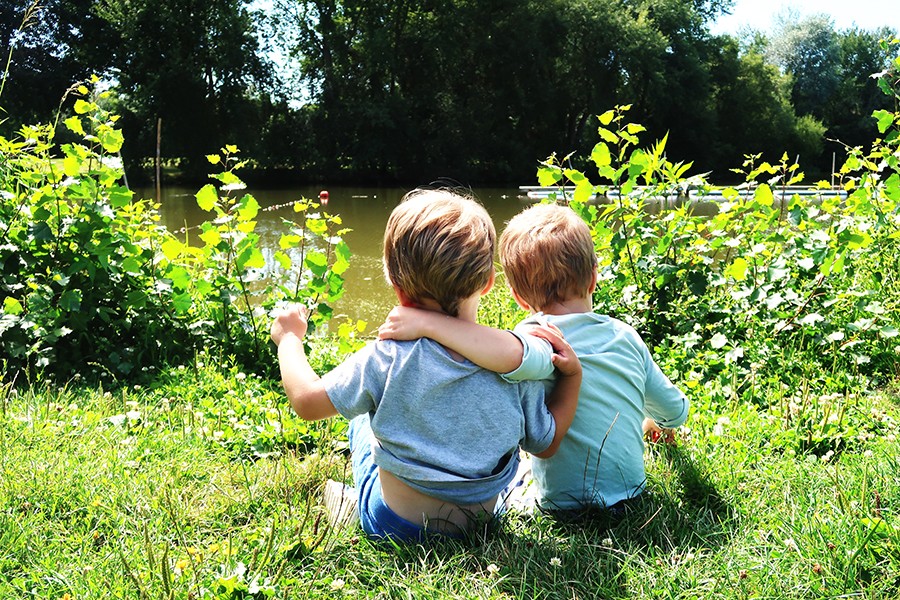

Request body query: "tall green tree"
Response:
[766, 13, 841, 120]
[269, 0, 736, 183]
[706, 37, 814, 179]
[0, 0, 115, 131]
[97, 0, 274, 179]
[825, 27, 897, 151]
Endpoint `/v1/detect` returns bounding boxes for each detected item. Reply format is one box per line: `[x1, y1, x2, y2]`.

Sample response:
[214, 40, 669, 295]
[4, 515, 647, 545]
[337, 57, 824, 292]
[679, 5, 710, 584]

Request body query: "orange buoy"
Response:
[318, 190, 329, 205]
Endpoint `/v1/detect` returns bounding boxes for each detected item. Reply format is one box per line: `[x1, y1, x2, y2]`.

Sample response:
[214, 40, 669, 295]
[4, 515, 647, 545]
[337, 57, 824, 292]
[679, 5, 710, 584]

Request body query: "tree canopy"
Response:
[1, 0, 896, 184]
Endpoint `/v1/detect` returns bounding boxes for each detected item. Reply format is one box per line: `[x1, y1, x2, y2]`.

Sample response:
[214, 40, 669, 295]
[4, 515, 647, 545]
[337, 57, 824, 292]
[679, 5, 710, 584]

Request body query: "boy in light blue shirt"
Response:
[271, 190, 581, 541]
[378, 202, 689, 513]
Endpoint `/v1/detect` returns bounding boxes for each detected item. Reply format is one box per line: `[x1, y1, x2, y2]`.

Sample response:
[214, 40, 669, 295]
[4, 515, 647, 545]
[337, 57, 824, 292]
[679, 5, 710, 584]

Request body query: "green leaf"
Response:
[3, 297, 24, 315]
[236, 246, 265, 270]
[274, 250, 292, 270]
[591, 143, 611, 168]
[755, 185, 774, 207]
[161, 239, 184, 261]
[237, 194, 260, 221]
[64, 116, 85, 136]
[725, 257, 749, 281]
[199, 228, 221, 246]
[626, 123, 646, 135]
[109, 187, 133, 207]
[59, 289, 82, 312]
[873, 109, 894, 133]
[279, 233, 302, 250]
[63, 155, 82, 177]
[121, 256, 142, 274]
[537, 166, 562, 187]
[574, 180, 594, 204]
[598, 110, 615, 126]
[196, 184, 218, 211]
[172, 292, 193, 314]
[99, 127, 124, 153]
[305, 251, 328, 276]
[687, 271, 708, 297]
[74, 99, 93, 114]
[879, 326, 899, 338]
[333, 241, 351, 275]
[598, 127, 619, 144]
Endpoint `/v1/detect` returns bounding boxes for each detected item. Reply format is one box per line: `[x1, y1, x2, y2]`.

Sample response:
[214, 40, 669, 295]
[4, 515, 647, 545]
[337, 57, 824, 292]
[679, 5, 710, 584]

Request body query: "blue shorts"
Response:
[348, 414, 462, 543]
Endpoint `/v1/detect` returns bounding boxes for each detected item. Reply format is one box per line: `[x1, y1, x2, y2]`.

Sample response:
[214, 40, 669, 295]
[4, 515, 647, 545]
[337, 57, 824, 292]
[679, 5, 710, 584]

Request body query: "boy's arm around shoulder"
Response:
[528, 325, 581, 459]
[271, 305, 338, 421]
[378, 306, 525, 373]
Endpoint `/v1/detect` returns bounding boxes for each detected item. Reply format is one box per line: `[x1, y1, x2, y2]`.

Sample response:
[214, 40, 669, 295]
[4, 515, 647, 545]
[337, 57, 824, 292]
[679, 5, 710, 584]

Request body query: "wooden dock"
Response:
[517, 185, 849, 203]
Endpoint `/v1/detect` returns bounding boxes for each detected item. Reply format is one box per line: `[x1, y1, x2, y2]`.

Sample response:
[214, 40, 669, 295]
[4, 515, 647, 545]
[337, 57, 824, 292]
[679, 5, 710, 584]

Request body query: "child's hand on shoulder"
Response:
[526, 323, 581, 378]
[270, 304, 310, 346]
[377, 306, 430, 340]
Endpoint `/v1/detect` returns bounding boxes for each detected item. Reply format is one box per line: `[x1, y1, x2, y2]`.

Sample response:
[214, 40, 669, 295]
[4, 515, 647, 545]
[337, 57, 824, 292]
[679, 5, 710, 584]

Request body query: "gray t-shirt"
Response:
[322, 337, 555, 504]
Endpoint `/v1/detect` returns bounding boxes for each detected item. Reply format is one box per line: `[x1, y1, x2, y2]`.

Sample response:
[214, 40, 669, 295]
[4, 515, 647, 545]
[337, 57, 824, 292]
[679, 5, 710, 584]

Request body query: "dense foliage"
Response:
[1, 0, 897, 184]
[0, 81, 357, 382]
[533, 39, 900, 454]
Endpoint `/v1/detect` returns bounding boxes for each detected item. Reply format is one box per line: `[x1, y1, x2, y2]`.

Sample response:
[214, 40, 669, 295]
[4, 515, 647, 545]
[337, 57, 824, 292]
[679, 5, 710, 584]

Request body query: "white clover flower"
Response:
[602, 538, 613, 548]
[487, 564, 500, 576]
[550, 557, 561, 567]
[330, 579, 345, 590]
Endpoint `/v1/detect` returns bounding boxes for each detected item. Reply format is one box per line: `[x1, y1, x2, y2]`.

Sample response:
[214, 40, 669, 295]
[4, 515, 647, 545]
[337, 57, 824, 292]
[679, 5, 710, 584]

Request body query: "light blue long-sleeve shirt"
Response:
[505, 312, 689, 510]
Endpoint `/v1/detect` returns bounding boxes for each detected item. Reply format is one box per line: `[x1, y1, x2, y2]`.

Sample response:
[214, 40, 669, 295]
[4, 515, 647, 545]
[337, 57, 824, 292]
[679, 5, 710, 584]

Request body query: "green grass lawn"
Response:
[1, 357, 898, 599]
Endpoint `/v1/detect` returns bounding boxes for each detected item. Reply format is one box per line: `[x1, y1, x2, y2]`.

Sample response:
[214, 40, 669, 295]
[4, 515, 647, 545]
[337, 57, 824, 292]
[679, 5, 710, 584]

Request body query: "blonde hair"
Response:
[500, 203, 597, 311]
[383, 188, 496, 317]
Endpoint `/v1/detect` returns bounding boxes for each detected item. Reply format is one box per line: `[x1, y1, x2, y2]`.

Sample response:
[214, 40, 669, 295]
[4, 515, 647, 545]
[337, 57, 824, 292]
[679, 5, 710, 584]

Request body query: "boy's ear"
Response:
[479, 269, 496, 296]
[510, 287, 534, 312]
[393, 285, 418, 307]
[589, 268, 598, 294]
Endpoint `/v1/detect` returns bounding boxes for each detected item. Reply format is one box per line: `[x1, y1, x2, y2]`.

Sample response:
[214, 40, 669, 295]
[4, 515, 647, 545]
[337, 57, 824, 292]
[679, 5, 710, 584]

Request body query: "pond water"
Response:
[144, 185, 527, 328]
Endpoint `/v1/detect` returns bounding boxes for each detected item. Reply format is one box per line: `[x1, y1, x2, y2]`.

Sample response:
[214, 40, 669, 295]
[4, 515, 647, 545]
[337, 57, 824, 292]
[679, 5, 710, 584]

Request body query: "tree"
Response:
[268, 0, 737, 183]
[825, 27, 897, 151]
[766, 13, 841, 120]
[706, 38, 810, 179]
[0, 1, 115, 131]
[97, 0, 274, 179]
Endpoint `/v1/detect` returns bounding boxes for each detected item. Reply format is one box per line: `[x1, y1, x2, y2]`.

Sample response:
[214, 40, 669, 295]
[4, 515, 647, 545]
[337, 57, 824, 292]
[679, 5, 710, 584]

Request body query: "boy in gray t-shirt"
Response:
[378, 203, 689, 514]
[270, 189, 581, 542]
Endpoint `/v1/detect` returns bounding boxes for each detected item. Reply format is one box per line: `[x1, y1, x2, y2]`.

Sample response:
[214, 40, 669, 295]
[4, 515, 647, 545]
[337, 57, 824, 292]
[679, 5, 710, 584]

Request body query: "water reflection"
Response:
[142, 185, 524, 329]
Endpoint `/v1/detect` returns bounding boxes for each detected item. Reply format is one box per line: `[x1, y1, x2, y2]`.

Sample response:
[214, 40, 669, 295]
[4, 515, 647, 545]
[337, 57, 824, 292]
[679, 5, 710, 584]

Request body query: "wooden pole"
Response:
[155, 117, 162, 204]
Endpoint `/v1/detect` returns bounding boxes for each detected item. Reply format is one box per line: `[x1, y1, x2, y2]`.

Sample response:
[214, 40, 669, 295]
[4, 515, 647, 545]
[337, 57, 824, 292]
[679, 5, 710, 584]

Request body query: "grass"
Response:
[1, 355, 898, 599]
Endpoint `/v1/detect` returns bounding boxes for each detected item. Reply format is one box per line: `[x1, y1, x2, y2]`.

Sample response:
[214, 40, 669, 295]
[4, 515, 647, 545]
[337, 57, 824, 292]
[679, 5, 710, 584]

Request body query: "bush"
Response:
[536, 55, 899, 399]
[0, 80, 357, 384]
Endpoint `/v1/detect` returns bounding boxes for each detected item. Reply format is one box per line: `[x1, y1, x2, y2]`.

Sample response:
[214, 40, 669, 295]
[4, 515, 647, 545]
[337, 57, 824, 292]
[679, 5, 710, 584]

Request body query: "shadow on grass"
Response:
[567, 443, 736, 547]
[298, 443, 739, 598]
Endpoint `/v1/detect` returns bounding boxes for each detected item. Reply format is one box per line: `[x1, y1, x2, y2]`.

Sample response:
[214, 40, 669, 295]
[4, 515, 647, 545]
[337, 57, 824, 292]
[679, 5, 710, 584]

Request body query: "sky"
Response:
[709, 0, 900, 35]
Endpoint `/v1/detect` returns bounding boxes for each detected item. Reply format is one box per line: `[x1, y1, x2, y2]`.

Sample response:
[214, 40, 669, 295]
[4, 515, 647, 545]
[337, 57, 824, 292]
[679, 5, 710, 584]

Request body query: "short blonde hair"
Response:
[383, 188, 495, 317]
[500, 203, 597, 311]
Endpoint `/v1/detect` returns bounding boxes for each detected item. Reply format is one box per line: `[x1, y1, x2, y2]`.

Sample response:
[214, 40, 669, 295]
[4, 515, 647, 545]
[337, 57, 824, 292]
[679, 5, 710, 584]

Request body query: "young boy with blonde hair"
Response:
[379, 202, 688, 513]
[271, 190, 581, 541]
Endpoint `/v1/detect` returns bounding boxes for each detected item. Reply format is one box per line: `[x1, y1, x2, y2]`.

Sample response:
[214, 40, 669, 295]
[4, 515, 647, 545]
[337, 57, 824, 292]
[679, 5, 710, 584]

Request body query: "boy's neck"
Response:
[403, 295, 479, 322]
[536, 295, 593, 316]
